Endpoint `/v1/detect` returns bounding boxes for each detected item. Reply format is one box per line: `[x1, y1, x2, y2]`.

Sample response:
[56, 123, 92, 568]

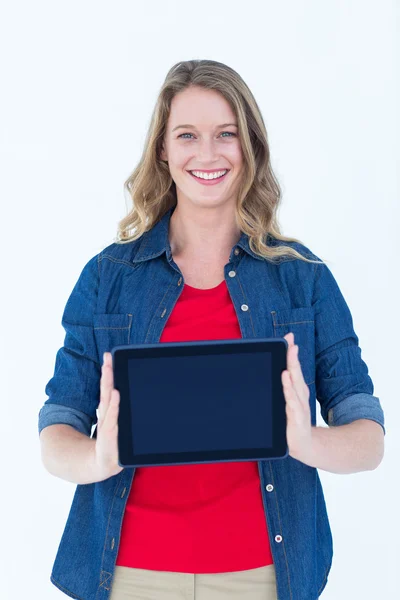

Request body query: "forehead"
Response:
[167, 87, 236, 128]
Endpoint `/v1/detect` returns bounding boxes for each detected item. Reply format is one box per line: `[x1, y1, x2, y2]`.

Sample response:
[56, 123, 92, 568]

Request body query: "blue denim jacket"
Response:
[38, 206, 385, 600]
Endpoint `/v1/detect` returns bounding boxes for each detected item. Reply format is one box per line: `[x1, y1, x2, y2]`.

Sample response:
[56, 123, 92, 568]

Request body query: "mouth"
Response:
[186, 169, 230, 185]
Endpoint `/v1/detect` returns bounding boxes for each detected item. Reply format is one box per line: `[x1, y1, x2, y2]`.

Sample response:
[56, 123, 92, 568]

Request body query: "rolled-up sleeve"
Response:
[312, 259, 385, 434]
[38, 253, 101, 438]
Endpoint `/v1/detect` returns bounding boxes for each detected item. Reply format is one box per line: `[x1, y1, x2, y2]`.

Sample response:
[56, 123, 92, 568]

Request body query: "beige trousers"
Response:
[109, 564, 278, 600]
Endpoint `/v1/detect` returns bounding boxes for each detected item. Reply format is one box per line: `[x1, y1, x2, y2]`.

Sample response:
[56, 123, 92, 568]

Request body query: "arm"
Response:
[282, 334, 385, 474]
[306, 419, 384, 474]
[282, 253, 385, 474]
[311, 258, 385, 467]
[40, 424, 102, 485]
[38, 254, 103, 483]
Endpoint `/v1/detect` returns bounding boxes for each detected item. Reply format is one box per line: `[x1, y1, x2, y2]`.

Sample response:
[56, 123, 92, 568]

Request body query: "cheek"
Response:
[226, 143, 243, 166]
[171, 147, 192, 169]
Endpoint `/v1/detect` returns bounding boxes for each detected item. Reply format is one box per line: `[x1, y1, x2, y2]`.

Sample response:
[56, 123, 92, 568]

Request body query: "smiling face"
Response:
[160, 86, 244, 210]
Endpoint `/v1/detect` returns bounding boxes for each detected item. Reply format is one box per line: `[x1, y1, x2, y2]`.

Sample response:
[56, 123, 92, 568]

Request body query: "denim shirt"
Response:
[38, 206, 385, 600]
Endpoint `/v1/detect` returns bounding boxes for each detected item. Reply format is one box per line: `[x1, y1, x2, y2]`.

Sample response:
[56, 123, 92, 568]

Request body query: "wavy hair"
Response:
[116, 59, 326, 266]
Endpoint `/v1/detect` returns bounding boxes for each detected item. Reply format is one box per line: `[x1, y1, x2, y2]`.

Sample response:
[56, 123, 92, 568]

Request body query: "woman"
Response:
[38, 59, 385, 600]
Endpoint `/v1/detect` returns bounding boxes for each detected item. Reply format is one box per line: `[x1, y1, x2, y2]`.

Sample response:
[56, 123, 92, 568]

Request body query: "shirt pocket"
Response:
[271, 307, 315, 386]
[93, 313, 133, 361]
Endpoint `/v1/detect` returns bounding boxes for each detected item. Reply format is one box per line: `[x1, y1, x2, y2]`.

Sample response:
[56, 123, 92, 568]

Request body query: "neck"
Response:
[168, 203, 242, 260]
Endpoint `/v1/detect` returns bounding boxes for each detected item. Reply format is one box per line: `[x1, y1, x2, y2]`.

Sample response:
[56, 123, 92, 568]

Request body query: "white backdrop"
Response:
[1, 1, 398, 598]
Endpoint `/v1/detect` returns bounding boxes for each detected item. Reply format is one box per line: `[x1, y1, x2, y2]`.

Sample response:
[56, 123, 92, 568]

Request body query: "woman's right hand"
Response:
[94, 352, 124, 480]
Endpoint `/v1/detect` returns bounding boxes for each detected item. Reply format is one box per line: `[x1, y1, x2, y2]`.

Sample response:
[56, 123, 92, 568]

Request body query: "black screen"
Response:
[127, 351, 273, 456]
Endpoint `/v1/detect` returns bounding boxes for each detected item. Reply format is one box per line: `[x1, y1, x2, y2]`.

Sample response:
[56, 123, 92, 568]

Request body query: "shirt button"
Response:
[228, 270, 236, 278]
[266, 484, 274, 492]
[241, 304, 249, 311]
[234, 248, 240, 255]
[275, 535, 283, 543]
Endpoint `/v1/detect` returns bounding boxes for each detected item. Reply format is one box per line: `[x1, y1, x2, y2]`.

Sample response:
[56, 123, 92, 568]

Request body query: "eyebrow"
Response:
[172, 123, 238, 132]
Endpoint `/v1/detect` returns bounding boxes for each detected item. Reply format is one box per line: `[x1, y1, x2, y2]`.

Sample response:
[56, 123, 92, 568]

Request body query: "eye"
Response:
[177, 132, 237, 139]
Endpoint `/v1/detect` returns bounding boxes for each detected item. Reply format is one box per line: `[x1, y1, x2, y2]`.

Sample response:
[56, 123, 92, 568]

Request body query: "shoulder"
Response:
[267, 234, 323, 269]
[98, 237, 143, 267]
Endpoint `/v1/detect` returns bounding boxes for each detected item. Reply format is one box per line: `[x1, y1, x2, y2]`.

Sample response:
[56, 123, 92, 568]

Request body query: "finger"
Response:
[99, 356, 113, 423]
[108, 353, 114, 385]
[104, 353, 114, 386]
[104, 389, 120, 431]
[284, 332, 294, 348]
[283, 372, 308, 431]
[283, 333, 295, 378]
[287, 346, 311, 414]
[282, 370, 297, 408]
[287, 344, 306, 388]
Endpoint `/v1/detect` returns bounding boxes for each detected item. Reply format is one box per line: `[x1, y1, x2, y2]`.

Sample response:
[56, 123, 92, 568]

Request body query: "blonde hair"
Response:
[116, 59, 326, 266]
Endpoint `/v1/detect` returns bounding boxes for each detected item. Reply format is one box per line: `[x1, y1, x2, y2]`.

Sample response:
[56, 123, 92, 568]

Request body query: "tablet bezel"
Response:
[111, 337, 288, 467]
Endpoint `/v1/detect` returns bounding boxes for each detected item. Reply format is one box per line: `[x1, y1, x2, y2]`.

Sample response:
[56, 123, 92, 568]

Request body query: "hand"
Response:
[282, 332, 313, 464]
[94, 352, 124, 480]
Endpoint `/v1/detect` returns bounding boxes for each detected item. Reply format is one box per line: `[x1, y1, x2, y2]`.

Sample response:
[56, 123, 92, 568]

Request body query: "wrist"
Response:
[291, 426, 319, 468]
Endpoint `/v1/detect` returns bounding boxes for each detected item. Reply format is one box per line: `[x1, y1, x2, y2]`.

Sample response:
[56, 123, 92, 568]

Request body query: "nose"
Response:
[196, 137, 219, 163]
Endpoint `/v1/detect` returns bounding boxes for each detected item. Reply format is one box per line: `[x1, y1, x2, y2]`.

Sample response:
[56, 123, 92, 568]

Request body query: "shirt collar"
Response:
[132, 205, 272, 264]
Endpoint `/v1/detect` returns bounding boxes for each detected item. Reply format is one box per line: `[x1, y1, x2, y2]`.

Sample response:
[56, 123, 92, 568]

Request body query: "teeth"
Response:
[191, 170, 227, 180]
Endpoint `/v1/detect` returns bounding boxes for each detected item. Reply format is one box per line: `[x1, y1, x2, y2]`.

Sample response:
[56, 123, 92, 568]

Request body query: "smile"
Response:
[187, 169, 230, 186]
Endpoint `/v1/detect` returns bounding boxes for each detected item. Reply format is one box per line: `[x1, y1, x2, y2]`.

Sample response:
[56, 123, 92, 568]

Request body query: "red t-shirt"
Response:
[115, 280, 273, 573]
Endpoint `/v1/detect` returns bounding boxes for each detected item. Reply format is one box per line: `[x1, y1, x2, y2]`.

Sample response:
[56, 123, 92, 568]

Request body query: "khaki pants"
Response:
[109, 564, 278, 599]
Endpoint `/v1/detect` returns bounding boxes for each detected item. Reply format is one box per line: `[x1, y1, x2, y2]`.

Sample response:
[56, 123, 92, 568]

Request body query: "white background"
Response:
[1, 1, 398, 598]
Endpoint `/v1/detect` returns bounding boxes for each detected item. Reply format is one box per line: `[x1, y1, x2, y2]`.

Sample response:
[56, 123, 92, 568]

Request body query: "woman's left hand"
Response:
[282, 332, 314, 464]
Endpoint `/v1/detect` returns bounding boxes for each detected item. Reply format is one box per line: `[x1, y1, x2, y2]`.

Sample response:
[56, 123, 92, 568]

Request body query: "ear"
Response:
[160, 144, 167, 162]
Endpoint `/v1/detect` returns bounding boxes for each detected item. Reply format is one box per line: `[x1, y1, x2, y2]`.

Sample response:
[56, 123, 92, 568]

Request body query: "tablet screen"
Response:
[113, 338, 288, 467]
[128, 351, 272, 455]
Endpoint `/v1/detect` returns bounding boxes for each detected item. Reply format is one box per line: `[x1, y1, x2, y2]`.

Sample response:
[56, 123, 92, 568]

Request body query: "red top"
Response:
[115, 280, 273, 573]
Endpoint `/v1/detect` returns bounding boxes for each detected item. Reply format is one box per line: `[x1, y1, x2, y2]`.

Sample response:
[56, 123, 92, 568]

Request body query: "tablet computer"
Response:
[111, 337, 288, 468]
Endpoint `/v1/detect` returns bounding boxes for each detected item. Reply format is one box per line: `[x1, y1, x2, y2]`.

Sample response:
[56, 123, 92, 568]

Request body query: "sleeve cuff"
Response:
[327, 392, 385, 435]
[38, 403, 93, 438]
